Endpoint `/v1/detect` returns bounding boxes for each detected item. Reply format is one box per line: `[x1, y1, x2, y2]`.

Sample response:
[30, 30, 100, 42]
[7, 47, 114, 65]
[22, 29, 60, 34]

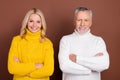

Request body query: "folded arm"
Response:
[29, 41, 54, 78]
[69, 38, 110, 72]
[58, 37, 91, 75]
[13, 57, 43, 77]
[8, 37, 36, 76]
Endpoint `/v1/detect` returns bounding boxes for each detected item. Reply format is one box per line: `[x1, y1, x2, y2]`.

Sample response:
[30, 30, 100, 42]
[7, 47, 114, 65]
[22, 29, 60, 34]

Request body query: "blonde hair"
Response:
[20, 8, 47, 41]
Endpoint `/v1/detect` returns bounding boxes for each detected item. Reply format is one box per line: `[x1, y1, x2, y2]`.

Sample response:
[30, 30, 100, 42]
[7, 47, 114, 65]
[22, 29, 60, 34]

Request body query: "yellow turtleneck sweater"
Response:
[8, 29, 54, 80]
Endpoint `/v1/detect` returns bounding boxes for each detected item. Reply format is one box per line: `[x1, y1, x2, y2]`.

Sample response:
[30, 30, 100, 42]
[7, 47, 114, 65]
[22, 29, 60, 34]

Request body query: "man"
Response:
[58, 7, 110, 80]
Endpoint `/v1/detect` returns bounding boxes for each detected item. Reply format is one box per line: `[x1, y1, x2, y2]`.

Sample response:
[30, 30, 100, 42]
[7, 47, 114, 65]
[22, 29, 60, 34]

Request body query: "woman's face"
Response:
[27, 14, 42, 33]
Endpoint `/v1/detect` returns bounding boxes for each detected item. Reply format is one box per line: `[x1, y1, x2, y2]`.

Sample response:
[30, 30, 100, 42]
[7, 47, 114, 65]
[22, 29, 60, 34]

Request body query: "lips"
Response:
[31, 26, 39, 30]
[79, 26, 86, 30]
[29, 26, 40, 32]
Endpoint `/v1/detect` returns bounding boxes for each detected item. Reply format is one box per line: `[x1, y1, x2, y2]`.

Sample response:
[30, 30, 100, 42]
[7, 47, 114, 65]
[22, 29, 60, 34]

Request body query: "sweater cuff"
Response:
[76, 56, 84, 64]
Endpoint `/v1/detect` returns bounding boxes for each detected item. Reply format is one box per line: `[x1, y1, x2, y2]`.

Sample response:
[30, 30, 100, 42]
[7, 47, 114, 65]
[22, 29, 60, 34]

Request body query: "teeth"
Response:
[79, 27, 85, 30]
[31, 27, 38, 30]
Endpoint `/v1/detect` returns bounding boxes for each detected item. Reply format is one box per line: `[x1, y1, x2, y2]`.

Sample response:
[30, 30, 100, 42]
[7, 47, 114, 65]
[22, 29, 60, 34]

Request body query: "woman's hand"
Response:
[14, 57, 20, 62]
[35, 63, 43, 69]
[26, 73, 30, 77]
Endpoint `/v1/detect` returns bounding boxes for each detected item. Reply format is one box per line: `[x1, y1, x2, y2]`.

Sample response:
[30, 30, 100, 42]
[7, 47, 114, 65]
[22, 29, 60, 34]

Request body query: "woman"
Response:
[8, 8, 54, 80]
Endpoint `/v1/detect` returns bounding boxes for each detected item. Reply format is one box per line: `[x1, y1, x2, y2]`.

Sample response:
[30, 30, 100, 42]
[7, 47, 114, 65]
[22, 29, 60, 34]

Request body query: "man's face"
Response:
[75, 11, 92, 34]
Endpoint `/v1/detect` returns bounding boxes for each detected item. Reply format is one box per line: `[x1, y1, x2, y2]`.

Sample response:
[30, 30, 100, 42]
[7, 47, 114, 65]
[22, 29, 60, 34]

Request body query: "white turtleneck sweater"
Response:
[58, 30, 109, 80]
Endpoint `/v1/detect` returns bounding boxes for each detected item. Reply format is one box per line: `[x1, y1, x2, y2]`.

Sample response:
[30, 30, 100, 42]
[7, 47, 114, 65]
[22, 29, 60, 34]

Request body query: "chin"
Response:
[30, 28, 40, 32]
[79, 32, 86, 35]
[30, 30, 38, 33]
[77, 30, 87, 34]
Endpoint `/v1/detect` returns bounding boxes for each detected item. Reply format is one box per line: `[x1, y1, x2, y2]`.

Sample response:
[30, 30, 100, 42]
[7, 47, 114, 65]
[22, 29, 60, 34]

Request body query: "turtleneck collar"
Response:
[25, 29, 41, 41]
[74, 29, 91, 38]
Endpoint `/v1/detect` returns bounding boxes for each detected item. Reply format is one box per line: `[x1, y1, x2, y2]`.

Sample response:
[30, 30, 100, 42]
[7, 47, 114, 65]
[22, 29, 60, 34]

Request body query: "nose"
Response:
[80, 20, 85, 26]
[33, 22, 37, 27]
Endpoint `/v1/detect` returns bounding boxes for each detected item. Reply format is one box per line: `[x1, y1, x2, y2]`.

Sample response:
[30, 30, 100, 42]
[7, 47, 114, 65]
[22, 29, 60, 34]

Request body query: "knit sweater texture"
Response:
[58, 30, 109, 80]
[8, 29, 54, 80]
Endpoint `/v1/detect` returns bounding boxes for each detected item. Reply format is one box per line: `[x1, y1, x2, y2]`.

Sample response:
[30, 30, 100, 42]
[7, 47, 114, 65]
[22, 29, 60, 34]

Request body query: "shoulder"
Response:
[90, 34, 106, 44]
[43, 38, 53, 46]
[10, 35, 22, 46]
[12, 35, 22, 42]
[60, 33, 74, 41]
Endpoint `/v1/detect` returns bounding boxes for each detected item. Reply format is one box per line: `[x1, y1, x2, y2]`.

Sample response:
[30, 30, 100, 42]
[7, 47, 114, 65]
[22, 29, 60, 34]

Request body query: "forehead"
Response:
[29, 13, 41, 19]
[76, 11, 91, 18]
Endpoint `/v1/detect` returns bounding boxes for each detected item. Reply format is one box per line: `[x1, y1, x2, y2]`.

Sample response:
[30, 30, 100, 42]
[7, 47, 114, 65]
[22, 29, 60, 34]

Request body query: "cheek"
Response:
[27, 22, 32, 27]
[75, 21, 79, 26]
[39, 23, 42, 28]
[88, 22, 92, 27]
[27, 24, 30, 28]
[27, 24, 31, 29]
[86, 22, 92, 27]
[27, 26, 31, 30]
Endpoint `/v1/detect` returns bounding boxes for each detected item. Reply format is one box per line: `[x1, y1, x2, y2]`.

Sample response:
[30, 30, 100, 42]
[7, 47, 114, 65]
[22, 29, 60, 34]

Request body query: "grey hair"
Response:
[74, 7, 93, 20]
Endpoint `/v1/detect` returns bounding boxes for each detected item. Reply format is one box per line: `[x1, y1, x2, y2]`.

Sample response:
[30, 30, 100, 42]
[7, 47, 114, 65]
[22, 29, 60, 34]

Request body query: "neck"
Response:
[74, 29, 91, 38]
[25, 29, 41, 41]
[75, 29, 90, 34]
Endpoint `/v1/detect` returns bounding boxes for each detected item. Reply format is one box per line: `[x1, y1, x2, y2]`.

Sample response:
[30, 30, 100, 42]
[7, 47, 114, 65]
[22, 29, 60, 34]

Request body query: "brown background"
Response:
[0, 0, 120, 80]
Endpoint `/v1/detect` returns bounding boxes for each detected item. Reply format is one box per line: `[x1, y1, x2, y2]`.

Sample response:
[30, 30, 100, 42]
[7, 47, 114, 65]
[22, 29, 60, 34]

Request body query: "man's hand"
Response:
[69, 54, 76, 63]
[94, 53, 103, 57]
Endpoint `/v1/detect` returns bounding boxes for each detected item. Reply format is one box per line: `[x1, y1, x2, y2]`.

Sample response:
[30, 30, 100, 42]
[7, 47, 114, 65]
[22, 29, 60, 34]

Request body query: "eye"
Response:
[76, 19, 81, 21]
[85, 19, 89, 22]
[37, 21, 41, 23]
[29, 20, 33, 22]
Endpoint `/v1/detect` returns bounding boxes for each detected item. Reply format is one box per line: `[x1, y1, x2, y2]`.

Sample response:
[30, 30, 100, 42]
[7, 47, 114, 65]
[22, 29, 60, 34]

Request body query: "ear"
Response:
[73, 20, 76, 26]
[90, 21, 92, 27]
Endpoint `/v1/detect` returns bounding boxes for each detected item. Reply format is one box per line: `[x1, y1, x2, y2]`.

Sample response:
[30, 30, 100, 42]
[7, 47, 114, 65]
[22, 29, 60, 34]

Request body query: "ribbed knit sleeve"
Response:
[30, 39, 54, 78]
[8, 36, 36, 76]
[76, 37, 110, 72]
[58, 36, 91, 74]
